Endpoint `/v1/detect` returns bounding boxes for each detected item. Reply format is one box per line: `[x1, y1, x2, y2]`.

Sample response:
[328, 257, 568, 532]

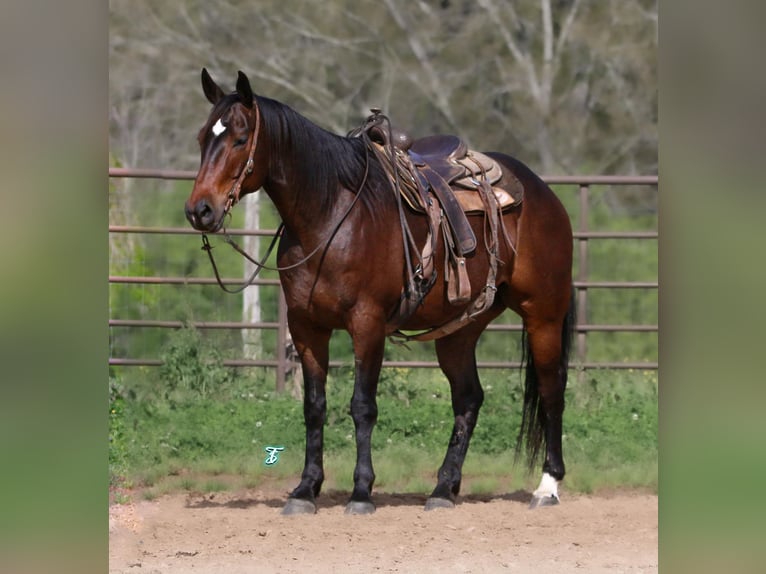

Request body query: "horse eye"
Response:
[233, 137, 248, 147]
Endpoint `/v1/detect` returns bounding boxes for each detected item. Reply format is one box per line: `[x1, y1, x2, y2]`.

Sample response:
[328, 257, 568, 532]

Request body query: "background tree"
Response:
[110, 0, 657, 173]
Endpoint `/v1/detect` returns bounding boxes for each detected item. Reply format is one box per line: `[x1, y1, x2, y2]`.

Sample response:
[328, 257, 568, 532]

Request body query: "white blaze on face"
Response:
[212, 118, 226, 137]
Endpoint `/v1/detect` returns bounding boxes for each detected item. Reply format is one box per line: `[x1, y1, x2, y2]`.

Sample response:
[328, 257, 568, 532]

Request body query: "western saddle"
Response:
[349, 109, 523, 340]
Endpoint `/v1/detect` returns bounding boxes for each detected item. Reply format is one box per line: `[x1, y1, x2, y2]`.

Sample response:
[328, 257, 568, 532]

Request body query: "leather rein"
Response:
[200, 99, 370, 293]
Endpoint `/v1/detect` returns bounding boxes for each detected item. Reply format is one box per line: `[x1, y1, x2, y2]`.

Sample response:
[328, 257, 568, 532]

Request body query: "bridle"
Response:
[199, 98, 370, 294]
[220, 98, 261, 221]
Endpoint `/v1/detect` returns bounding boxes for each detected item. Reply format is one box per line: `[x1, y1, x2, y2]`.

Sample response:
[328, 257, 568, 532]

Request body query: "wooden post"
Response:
[276, 289, 288, 394]
[577, 184, 589, 374]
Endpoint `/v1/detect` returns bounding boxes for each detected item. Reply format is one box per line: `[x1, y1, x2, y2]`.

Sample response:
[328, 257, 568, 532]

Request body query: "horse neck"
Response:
[259, 103, 366, 240]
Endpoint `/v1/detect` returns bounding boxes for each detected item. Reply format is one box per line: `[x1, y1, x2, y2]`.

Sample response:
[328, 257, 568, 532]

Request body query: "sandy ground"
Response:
[109, 486, 657, 573]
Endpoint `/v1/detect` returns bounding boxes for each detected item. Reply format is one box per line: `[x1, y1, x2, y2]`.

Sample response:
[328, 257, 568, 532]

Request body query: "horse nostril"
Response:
[196, 200, 212, 221]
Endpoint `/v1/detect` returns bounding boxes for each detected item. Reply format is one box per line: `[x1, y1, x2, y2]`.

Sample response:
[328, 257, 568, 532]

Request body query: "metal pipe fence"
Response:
[109, 168, 658, 391]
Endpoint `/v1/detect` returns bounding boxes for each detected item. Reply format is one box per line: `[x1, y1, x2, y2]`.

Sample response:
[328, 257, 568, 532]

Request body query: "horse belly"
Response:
[281, 266, 401, 331]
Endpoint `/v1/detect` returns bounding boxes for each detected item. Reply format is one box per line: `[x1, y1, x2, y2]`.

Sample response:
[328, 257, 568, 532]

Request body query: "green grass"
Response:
[110, 367, 657, 502]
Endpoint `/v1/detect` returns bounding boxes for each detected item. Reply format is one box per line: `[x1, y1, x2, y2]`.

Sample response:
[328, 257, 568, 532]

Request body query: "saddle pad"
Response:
[454, 187, 518, 214]
[399, 183, 520, 215]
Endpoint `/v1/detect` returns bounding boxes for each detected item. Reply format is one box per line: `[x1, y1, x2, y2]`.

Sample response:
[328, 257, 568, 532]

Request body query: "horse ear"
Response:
[201, 68, 225, 105]
[236, 70, 254, 109]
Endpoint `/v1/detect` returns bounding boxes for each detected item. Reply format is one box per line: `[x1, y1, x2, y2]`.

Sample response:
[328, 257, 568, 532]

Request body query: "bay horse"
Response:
[185, 69, 575, 515]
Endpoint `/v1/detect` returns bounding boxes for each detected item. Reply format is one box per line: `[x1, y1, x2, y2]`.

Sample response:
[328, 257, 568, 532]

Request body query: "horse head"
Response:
[185, 68, 265, 232]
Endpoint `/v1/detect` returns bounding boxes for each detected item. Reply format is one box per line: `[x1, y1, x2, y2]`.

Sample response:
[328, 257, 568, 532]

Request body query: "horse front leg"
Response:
[344, 319, 386, 515]
[281, 321, 331, 515]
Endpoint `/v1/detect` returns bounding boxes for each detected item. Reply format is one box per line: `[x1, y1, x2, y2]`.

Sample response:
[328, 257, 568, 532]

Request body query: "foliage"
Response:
[110, 0, 657, 177]
[158, 325, 238, 401]
[109, 378, 129, 488]
[110, 368, 657, 497]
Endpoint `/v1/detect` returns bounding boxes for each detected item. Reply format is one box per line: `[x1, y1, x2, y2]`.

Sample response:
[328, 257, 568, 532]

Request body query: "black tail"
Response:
[515, 286, 577, 471]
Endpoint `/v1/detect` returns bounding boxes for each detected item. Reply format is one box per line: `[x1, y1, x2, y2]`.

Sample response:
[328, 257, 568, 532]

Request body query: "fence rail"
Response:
[109, 168, 658, 390]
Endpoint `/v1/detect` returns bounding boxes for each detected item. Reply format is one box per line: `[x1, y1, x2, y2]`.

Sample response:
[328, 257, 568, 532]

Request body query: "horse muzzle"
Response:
[185, 197, 223, 232]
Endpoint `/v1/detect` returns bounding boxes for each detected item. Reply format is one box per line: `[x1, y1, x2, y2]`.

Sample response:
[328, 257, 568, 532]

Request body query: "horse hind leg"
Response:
[519, 300, 575, 509]
[425, 320, 492, 510]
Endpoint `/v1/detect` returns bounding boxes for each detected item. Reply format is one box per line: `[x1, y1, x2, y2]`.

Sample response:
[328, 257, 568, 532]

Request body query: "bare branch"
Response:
[381, 0, 458, 129]
[540, 0, 553, 111]
[542, 0, 553, 65]
[477, 0, 541, 104]
[554, 0, 582, 60]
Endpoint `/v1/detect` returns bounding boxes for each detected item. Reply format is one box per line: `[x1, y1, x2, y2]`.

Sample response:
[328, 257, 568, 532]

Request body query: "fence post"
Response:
[576, 184, 589, 371]
[276, 289, 288, 393]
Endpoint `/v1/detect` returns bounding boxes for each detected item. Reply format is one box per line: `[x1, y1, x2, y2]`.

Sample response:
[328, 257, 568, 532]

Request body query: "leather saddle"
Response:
[349, 111, 522, 318]
[408, 134, 520, 208]
[370, 129, 523, 257]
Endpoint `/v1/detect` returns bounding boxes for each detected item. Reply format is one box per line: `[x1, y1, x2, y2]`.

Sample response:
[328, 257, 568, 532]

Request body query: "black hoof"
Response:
[529, 494, 560, 509]
[281, 498, 317, 515]
[344, 500, 376, 515]
[424, 497, 455, 511]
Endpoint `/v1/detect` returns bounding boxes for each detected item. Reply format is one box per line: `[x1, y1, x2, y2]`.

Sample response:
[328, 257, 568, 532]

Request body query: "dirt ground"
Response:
[109, 486, 657, 573]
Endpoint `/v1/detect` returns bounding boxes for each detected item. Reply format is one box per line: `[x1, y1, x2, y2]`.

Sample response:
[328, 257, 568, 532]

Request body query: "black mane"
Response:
[255, 95, 390, 219]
